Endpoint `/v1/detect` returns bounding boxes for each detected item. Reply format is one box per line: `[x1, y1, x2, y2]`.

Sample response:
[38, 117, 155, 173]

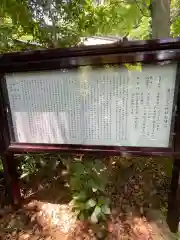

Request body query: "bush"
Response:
[69, 157, 111, 224]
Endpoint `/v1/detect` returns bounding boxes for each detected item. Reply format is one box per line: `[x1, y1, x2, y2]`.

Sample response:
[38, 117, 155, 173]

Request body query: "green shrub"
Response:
[69, 157, 111, 224]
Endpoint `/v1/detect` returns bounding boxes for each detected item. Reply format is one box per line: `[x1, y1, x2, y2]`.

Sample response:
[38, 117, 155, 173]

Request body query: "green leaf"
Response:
[98, 197, 105, 206]
[92, 188, 97, 192]
[75, 191, 87, 200]
[74, 201, 86, 211]
[85, 199, 96, 209]
[88, 179, 99, 189]
[98, 197, 110, 206]
[90, 206, 102, 223]
[70, 177, 79, 188]
[91, 213, 98, 223]
[91, 212, 98, 223]
[71, 162, 85, 173]
[88, 178, 105, 192]
[101, 205, 111, 215]
[79, 213, 85, 221]
[94, 206, 101, 215]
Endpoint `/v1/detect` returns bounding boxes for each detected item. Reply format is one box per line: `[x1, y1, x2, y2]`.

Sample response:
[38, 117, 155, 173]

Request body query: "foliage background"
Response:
[0, 0, 177, 52]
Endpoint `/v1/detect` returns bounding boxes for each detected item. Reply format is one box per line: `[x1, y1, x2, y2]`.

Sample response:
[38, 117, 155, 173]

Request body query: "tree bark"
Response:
[151, 0, 170, 38]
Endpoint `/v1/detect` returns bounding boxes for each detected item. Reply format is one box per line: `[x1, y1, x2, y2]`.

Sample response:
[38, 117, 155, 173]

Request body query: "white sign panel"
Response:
[6, 63, 177, 147]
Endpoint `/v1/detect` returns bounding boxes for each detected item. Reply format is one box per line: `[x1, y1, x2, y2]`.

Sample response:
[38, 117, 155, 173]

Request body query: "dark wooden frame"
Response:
[1, 38, 180, 232]
[1, 38, 180, 155]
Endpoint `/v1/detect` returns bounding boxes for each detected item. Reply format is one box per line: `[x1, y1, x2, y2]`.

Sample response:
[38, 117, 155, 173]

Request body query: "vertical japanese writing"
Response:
[5, 63, 176, 147]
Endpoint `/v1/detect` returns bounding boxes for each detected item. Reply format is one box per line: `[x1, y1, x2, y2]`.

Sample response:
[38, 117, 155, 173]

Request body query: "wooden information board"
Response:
[1, 39, 180, 232]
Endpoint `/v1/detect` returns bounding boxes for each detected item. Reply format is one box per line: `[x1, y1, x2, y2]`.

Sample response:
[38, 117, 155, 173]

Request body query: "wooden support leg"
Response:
[1, 152, 21, 207]
[167, 158, 180, 233]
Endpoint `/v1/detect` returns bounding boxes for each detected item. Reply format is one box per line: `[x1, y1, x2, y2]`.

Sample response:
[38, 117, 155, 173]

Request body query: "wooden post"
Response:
[1, 152, 21, 207]
[167, 158, 180, 232]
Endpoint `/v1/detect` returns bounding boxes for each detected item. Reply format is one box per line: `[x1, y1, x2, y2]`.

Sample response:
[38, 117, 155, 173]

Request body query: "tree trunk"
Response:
[151, 0, 170, 38]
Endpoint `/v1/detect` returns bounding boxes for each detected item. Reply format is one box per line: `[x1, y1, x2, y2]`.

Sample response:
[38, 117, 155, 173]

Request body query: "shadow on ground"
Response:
[0, 156, 179, 239]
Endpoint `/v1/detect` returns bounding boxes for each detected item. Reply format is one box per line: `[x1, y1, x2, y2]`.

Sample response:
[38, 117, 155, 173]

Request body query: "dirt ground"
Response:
[0, 157, 179, 240]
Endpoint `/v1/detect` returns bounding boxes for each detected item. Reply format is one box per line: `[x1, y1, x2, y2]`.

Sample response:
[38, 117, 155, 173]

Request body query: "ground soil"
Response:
[0, 157, 178, 240]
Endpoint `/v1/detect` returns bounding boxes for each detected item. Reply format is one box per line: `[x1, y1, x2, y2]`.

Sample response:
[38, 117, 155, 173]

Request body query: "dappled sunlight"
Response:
[0, 200, 175, 240]
[23, 200, 167, 239]
[108, 209, 153, 239]
[40, 202, 76, 233]
[107, 207, 175, 240]
[0, 156, 178, 239]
